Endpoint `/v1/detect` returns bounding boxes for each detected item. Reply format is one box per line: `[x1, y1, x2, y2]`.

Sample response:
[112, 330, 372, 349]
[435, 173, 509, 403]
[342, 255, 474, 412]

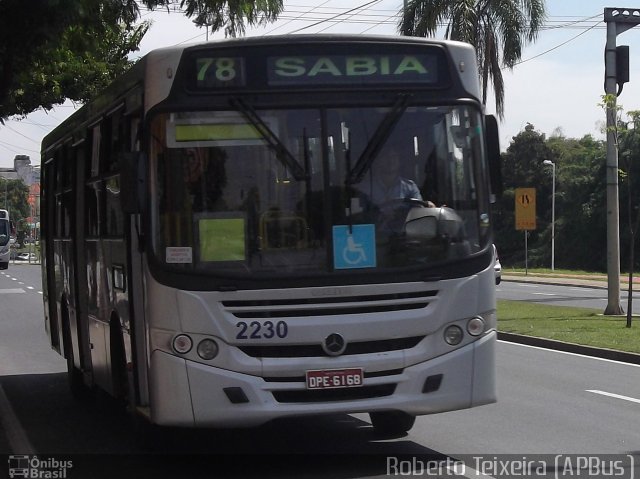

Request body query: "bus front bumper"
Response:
[149, 330, 496, 428]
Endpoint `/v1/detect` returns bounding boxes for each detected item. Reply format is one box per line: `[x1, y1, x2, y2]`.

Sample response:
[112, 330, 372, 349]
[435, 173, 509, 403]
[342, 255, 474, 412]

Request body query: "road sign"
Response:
[515, 187, 536, 230]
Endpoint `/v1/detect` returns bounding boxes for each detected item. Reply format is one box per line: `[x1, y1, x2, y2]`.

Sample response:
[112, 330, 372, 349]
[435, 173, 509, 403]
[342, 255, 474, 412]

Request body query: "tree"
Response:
[0, 1, 147, 120]
[0, 178, 29, 224]
[546, 134, 606, 271]
[618, 110, 640, 327]
[143, 0, 283, 37]
[494, 123, 553, 267]
[0, 0, 283, 121]
[494, 124, 611, 274]
[398, 0, 546, 119]
[494, 126, 607, 271]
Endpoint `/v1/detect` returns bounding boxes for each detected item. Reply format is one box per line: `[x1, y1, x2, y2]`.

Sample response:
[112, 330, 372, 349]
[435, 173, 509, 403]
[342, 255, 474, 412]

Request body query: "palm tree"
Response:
[399, 0, 546, 119]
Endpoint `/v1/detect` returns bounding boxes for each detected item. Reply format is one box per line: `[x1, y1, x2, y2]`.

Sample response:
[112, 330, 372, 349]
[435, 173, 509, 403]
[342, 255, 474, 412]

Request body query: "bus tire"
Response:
[61, 302, 92, 401]
[369, 411, 416, 437]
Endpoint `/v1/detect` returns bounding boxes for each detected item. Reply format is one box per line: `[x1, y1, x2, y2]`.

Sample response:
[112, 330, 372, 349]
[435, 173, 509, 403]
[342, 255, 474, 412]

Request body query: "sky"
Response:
[1, 0, 640, 168]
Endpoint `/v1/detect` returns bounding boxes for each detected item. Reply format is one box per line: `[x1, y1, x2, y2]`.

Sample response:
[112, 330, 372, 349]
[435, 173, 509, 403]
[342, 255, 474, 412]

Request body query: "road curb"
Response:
[503, 276, 608, 290]
[498, 332, 640, 365]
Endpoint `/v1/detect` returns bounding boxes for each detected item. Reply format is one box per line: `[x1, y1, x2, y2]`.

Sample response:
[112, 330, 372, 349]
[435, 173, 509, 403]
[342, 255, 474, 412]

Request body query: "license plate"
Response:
[306, 368, 364, 389]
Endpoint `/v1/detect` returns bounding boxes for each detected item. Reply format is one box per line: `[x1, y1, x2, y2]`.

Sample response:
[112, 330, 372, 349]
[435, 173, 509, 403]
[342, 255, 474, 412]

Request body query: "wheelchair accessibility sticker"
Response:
[333, 224, 376, 269]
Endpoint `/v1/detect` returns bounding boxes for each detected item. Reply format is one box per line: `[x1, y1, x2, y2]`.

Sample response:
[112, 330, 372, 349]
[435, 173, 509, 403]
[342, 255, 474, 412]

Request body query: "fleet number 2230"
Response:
[235, 320, 288, 339]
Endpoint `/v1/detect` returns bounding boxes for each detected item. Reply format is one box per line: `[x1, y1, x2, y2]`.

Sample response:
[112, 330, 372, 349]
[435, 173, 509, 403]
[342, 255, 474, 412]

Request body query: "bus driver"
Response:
[367, 147, 435, 207]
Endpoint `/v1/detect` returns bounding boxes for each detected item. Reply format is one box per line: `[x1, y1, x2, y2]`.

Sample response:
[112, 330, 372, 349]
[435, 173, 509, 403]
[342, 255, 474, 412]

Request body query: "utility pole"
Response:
[603, 7, 639, 315]
[543, 160, 556, 271]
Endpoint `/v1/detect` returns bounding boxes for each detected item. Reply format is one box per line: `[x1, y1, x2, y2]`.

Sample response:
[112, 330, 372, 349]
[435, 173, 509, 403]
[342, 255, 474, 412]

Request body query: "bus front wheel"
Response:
[369, 411, 416, 437]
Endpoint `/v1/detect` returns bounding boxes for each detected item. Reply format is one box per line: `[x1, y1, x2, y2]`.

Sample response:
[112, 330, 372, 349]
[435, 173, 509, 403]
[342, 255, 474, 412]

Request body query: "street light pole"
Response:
[543, 160, 555, 271]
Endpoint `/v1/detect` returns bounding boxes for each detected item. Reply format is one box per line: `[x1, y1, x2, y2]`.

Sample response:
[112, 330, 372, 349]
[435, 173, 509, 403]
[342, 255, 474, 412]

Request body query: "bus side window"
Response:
[101, 108, 132, 237]
[85, 182, 100, 237]
[90, 124, 101, 179]
[102, 108, 125, 174]
[54, 146, 73, 239]
[105, 175, 124, 237]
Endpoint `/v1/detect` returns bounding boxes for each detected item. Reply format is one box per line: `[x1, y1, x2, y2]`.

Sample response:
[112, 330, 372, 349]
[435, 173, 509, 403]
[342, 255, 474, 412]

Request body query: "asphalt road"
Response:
[497, 279, 640, 312]
[1, 267, 640, 478]
[0, 265, 64, 375]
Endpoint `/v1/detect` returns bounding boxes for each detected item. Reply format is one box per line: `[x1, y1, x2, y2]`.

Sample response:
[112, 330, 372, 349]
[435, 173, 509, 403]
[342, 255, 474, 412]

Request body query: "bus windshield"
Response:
[150, 103, 490, 277]
[0, 219, 9, 246]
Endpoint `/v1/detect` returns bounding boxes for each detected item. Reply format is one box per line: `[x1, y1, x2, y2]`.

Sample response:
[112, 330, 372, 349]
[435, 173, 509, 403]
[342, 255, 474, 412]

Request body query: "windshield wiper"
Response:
[230, 98, 306, 181]
[346, 94, 411, 185]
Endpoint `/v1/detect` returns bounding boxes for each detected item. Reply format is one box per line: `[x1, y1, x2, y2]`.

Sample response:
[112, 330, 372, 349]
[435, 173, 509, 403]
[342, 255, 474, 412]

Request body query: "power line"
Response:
[359, 10, 401, 34]
[11, 120, 57, 130]
[0, 140, 22, 154]
[513, 21, 602, 67]
[262, 0, 334, 35]
[0, 139, 38, 155]
[315, 0, 385, 34]
[3, 125, 40, 145]
[137, 2, 608, 31]
[273, 0, 386, 34]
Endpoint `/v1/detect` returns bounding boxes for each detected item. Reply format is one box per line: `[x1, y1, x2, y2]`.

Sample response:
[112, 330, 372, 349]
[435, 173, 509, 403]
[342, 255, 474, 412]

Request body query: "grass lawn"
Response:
[498, 299, 640, 354]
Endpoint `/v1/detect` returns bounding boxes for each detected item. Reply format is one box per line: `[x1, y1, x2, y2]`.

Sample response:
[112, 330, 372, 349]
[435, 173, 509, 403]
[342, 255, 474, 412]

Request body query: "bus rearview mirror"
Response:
[485, 115, 502, 199]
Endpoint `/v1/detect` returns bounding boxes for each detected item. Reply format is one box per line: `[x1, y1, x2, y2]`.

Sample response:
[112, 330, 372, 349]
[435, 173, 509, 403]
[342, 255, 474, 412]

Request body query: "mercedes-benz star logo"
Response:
[323, 333, 347, 356]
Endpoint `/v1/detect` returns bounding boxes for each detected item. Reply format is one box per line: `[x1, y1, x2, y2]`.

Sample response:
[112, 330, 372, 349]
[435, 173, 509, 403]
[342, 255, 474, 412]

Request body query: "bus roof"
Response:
[42, 34, 480, 154]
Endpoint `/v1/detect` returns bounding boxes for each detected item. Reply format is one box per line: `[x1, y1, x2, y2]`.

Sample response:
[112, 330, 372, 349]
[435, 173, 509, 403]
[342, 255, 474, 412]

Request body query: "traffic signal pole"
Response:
[603, 8, 639, 315]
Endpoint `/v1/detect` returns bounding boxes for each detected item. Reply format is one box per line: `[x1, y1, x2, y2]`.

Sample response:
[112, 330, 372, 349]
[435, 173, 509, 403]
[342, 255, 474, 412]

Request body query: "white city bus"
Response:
[41, 35, 501, 435]
[0, 209, 10, 269]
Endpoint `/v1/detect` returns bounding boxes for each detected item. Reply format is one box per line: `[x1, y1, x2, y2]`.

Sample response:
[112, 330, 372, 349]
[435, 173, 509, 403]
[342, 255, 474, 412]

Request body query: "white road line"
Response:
[586, 390, 640, 404]
[1, 273, 40, 294]
[532, 292, 557, 296]
[499, 340, 640, 368]
[0, 382, 35, 454]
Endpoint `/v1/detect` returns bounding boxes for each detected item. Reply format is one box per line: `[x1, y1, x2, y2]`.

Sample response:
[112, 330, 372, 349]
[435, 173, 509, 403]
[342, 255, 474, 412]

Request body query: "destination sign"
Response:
[267, 54, 441, 85]
[192, 49, 448, 89]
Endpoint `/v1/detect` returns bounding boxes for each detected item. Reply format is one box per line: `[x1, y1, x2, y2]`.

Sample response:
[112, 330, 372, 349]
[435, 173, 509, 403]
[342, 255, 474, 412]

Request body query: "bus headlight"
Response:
[197, 339, 219, 360]
[172, 334, 193, 354]
[467, 317, 486, 336]
[444, 325, 463, 345]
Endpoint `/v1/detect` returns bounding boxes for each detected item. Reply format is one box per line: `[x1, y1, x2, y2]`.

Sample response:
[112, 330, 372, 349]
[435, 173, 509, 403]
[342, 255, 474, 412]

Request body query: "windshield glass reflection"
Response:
[150, 105, 489, 276]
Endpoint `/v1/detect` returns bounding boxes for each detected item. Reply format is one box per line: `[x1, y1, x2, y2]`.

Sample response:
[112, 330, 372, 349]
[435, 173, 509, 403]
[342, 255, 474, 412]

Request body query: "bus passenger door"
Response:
[71, 140, 93, 386]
